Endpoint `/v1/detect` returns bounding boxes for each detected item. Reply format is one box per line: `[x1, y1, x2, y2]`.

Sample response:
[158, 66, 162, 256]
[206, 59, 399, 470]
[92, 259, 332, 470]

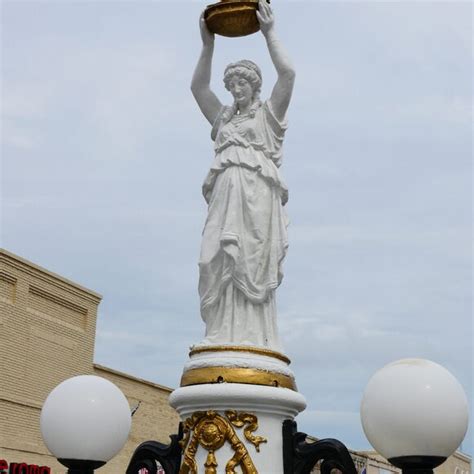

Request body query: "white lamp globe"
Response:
[360, 359, 469, 467]
[41, 375, 132, 463]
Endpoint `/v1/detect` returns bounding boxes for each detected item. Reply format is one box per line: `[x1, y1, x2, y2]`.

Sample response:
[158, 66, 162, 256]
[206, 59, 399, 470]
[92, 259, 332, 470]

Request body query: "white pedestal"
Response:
[170, 383, 306, 474]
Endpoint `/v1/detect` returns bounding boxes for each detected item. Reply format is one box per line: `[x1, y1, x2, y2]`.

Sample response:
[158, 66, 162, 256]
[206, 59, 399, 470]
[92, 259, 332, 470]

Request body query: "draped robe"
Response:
[198, 100, 289, 350]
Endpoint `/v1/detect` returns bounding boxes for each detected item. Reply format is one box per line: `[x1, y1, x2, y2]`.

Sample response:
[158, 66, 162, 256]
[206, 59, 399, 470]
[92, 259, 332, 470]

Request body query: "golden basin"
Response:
[205, 0, 264, 38]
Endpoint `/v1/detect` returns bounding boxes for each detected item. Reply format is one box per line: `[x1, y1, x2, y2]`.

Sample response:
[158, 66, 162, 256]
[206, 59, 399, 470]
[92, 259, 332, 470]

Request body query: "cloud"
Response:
[287, 224, 471, 269]
[1, 123, 40, 150]
[1, 79, 55, 150]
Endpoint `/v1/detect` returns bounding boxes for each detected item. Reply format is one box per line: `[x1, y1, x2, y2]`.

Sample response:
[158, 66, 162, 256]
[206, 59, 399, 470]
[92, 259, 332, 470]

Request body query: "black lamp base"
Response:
[58, 459, 106, 474]
[389, 455, 447, 474]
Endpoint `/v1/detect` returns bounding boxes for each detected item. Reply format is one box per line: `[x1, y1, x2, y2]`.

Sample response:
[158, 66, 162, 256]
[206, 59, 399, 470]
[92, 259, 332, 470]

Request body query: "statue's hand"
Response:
[256, 0, 274, 36]
[200, 12, 215, 46]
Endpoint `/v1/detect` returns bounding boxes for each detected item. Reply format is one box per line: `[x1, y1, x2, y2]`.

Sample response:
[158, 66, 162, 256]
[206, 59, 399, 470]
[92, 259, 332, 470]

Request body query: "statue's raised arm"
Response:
[190, 13, 223, 125]
[257, 0, 295, 121]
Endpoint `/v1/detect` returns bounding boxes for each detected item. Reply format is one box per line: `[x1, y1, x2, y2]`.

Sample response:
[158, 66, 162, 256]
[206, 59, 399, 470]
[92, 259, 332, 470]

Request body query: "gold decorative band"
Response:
[180, 366, 297, 391]
[189, 345, 291, 365]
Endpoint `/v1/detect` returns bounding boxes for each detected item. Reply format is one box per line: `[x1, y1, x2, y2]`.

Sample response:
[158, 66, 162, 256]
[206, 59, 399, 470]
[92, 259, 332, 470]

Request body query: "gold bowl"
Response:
[204, 0, 261, 38]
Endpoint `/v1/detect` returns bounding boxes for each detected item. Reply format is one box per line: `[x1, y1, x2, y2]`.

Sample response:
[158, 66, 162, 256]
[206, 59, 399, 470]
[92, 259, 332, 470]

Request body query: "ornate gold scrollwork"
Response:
[179, 410, 267, 474]
[225, 410, 267, 452]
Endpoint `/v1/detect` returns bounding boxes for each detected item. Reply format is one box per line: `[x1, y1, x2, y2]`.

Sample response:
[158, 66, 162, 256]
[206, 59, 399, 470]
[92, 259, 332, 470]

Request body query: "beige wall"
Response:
[93, 364, 179, 474]
[436, 452, 472, 474]
[0, 249, 179, 474]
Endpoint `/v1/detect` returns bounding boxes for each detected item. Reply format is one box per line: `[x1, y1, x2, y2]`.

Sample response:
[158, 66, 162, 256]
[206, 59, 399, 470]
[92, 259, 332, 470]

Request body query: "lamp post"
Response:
[41, 363, 469, 474]
[40, 375, 132, 474]
[360, 359, 469, 474]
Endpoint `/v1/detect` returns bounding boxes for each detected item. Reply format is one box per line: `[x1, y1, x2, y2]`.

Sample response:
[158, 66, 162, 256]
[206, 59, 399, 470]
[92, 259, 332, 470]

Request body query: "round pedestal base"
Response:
[170, 383, 306, 474]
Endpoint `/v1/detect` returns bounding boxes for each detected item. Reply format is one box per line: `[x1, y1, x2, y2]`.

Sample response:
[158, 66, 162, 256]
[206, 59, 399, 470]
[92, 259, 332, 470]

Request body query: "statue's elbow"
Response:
[281, 68, 295, 88]
[285, 68, 296, 83]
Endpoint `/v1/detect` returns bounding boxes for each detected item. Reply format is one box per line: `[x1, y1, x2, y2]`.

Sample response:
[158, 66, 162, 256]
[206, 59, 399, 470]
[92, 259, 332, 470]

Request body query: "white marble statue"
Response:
[192, 0, 295, 351]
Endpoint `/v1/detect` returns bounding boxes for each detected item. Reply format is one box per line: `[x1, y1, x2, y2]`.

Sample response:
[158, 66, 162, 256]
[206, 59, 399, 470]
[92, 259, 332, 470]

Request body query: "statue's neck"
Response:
[237, 104, 251, 115]
[235, 98, 260, 117]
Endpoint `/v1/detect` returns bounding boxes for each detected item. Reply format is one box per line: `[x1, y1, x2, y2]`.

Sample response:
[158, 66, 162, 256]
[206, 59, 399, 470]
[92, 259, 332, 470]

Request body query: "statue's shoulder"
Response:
[261, 100, 288, 134]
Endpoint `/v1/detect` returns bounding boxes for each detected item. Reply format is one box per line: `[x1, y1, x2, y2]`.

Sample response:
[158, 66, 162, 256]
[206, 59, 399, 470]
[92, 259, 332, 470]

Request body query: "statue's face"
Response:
[228, 75, 253, 109]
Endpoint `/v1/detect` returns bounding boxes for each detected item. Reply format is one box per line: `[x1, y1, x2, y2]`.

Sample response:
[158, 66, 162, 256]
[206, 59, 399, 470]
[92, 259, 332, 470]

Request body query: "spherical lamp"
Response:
[360, 359, 469, 474]
[41, 375, 132, 473]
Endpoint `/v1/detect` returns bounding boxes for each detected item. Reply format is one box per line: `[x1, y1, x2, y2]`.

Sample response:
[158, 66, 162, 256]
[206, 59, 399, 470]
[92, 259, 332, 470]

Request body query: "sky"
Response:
[2, 0, 472, 458]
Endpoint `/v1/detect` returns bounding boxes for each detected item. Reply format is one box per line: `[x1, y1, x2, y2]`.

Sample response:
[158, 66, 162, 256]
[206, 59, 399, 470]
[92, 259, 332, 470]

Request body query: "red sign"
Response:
[0, 460, 50, 474]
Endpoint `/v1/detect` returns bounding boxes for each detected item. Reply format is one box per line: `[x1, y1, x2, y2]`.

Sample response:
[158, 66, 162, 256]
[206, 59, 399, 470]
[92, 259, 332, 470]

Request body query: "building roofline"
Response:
[94, 363, 174, 393]
[0, 248, 102, 303]
[305, 438, 393, 465]
[452, 451, 472, 462]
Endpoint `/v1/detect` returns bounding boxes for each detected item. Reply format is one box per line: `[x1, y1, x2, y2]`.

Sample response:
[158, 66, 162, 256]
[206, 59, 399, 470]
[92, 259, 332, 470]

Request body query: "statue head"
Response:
[223, 60, 262, 102]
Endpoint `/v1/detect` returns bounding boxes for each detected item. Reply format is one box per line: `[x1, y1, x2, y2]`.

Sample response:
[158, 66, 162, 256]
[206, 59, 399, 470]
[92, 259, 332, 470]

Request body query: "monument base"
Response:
[181, 345, 297, 391]
[169, 383, 306, 474]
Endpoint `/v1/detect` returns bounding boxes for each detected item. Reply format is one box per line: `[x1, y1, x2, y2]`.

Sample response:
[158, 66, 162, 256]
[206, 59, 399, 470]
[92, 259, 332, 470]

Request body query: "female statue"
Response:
[192, 0, 295, 351]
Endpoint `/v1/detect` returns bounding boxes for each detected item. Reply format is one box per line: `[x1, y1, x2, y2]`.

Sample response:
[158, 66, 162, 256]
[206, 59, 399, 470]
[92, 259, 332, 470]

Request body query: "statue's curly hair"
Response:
[223, 60, 262, 100]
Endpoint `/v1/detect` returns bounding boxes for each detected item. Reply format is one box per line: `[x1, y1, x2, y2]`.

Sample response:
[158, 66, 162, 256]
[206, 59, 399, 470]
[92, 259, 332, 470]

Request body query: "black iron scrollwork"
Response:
[126, 426, 182, 474]
[126, 420, 358, 474]
[283, 420, 359, 474]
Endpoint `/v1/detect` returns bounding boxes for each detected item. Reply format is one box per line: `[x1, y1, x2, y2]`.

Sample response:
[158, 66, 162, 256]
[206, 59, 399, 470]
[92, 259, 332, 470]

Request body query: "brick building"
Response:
[0, 249, 179, 474]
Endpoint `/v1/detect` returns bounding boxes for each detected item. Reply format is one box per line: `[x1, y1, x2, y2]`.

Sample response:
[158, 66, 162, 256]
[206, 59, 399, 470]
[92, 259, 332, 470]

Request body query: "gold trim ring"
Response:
[180, 367, 297, 391]
[189, 345, 291, 365]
